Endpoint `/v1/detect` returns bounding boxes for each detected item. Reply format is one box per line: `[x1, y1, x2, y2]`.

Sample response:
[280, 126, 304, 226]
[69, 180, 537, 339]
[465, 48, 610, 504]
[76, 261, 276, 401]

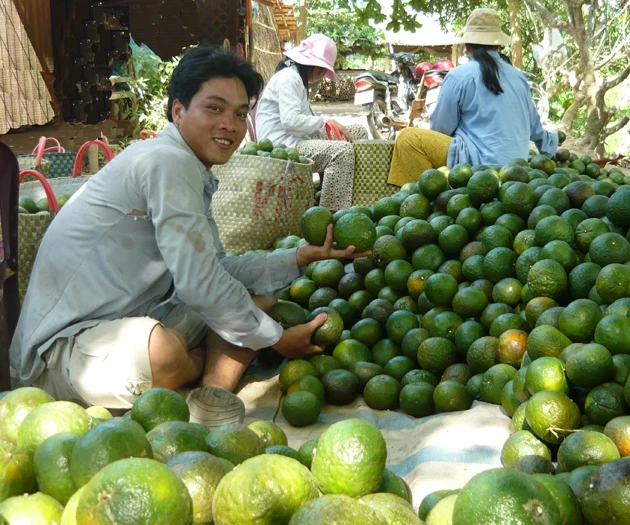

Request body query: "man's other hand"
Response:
[271, 313, 327, 359]
[296, 224, 372, 266]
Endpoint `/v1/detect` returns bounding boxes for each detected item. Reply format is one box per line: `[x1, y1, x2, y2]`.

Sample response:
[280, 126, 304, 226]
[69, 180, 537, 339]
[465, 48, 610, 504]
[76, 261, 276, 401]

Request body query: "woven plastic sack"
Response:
[17, 155, 50, 182]
[33, 137, 76, 179]
[17, 170, 60, 304]
[42, 151, 76, 178]
[19, 175, 93, 204]
[351, 139, 398, 206]
[16, 140, 114, 303]
[212, 155, 314, 253]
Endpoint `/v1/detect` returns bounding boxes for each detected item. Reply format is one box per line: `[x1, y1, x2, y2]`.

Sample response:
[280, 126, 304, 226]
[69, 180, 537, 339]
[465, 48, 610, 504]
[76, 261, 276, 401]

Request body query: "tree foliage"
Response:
[295, 0, 386, 67]
[125, 46, 180, 135]
[340, 0, 479, 32]
[338, 0, 630, 155]
[523, 0, 630, 154]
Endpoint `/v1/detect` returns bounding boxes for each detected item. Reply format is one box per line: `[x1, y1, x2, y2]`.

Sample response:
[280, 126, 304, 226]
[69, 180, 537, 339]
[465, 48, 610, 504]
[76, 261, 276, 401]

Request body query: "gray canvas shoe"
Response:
[186, 387, 245, 429]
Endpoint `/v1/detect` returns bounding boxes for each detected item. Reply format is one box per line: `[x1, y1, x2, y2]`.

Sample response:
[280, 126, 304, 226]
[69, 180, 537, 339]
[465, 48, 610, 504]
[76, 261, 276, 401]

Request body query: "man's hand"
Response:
[272, 313, 327, 359]
[296, 224, 372, 266]
[331, 120, 353, 142]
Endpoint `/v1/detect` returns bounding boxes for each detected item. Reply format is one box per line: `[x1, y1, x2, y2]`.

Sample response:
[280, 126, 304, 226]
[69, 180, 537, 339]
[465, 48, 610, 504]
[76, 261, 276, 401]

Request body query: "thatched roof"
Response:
[250, 2, 282, 84]
[255, 0, 299, 44]
[272, 1, 298, 43]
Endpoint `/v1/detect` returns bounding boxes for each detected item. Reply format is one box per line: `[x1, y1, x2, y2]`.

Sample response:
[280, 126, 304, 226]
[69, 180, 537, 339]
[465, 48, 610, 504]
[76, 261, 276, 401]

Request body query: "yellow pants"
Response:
[387, 127, 452, 187]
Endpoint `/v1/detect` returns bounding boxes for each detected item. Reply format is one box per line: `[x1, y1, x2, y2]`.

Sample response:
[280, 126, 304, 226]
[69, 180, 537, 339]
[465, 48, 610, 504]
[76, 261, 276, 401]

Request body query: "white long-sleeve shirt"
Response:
[11, 124, 301, 384]
[255, 66, 327, 148]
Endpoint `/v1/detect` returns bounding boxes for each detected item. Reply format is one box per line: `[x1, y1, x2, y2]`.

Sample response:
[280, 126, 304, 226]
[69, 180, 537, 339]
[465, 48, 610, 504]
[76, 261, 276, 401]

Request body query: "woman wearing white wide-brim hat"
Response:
[255, 34, 368, 211]
[388, 8, 561, 187]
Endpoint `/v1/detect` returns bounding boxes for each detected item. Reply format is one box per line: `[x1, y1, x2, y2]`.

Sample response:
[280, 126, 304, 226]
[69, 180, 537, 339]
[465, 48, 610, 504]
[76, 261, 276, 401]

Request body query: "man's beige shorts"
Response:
[34, 303, 207, 409]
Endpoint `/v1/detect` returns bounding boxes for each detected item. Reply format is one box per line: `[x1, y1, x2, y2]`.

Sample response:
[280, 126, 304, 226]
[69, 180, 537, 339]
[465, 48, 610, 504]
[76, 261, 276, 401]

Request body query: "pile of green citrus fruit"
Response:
[237, 137, 311, 164]
[0, 387, 421, 524]
[270, 150, 630, 423]
[5, 145, 630, 523]
[259, 149, 630, 522]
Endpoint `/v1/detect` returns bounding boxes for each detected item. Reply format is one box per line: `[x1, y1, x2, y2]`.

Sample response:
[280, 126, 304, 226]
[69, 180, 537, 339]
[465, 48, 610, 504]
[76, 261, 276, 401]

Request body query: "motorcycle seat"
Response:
[357, 70, 398, 84]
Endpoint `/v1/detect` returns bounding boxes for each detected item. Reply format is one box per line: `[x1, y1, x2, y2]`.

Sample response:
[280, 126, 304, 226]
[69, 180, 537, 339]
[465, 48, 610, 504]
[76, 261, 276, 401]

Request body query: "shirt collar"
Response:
[159, 122, 218, 187]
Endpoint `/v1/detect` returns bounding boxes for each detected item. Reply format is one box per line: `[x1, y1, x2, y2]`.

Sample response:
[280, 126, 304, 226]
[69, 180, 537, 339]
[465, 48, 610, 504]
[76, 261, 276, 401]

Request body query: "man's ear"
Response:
[171, 99, 183, 124]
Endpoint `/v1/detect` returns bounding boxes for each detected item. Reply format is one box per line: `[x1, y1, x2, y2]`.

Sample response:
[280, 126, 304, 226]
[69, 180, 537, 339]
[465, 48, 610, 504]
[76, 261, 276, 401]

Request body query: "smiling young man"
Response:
[10, 46, 365, 426]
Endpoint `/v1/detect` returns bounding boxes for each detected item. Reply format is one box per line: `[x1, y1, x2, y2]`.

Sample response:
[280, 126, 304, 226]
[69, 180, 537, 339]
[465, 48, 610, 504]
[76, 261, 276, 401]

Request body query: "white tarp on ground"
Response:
[237, 363, 513, 512]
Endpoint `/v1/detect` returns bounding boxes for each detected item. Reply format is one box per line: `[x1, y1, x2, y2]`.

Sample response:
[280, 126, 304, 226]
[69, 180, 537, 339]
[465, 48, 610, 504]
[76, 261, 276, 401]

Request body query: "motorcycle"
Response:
[354, 55, 454, 140]
[354, 53, 420, 140]
[412, 60, 454, 122]
[353, 68, 399, 140]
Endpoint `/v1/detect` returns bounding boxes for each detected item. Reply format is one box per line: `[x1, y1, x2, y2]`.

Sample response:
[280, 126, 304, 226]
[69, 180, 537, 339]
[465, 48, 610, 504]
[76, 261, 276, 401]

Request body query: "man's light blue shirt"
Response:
[430, 51, 558, 167]
[10, 124, 301, 384]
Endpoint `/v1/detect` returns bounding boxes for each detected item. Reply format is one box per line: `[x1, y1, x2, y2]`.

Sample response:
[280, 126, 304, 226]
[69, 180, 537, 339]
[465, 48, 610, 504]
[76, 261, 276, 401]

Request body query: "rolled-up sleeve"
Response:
[218, 248, 302, 295]
[139, 152, 283, 350]
[430, 74, 461, 137]
[278, 74, 326, 138]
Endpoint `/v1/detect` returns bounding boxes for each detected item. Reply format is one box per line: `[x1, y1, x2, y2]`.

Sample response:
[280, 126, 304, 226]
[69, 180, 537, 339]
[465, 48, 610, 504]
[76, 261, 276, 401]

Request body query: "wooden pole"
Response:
[88, 145, 99, 175]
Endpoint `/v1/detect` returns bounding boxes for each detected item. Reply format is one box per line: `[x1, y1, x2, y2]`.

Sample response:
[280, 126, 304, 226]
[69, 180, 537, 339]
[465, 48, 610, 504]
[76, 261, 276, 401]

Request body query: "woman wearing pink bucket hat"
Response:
[256, 34, 368, 211]
[387, 8, 561, 186]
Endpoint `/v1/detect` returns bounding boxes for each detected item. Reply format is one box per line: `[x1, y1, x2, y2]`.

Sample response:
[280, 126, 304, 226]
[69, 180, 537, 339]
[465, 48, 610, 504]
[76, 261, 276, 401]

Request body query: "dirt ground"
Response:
[0, 119, 128, 156]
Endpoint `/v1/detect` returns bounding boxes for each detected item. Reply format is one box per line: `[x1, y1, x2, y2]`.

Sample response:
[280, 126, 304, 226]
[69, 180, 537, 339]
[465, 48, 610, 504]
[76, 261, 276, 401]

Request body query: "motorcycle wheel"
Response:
[529, 81, 549, 122]
[366, 97, 396, 140]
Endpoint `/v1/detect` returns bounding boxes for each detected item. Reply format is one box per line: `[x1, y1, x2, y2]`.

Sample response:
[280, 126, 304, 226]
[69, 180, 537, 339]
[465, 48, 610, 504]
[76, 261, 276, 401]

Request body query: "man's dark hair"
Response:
[167, 45, 264, 122]
[468, 44, 503, 96]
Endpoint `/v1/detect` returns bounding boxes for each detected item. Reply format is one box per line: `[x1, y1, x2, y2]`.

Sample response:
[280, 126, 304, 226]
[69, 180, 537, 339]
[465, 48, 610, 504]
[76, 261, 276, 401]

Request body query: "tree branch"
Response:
[560, 91, 586, 130]
[591, 32, 608, 63]
[547, 79, 569, 98]
[524, 0, 574, 34]
[604, 64, 630, 90]
[605, 115, 630, 136]
[594, 27, 630, 70]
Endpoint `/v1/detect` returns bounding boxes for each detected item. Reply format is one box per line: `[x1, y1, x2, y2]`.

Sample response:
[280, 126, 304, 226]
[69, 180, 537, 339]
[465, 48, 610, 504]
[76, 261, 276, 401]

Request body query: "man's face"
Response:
[171, 77, 249, 169]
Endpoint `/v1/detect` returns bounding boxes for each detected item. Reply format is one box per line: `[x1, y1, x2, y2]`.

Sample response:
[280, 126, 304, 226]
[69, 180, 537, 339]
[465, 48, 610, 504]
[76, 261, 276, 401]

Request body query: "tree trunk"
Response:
[507, 0, 523, 69]
[568, 0, 600, 154]
[524, 0, 629, 156]
[297, 0, 309, 41]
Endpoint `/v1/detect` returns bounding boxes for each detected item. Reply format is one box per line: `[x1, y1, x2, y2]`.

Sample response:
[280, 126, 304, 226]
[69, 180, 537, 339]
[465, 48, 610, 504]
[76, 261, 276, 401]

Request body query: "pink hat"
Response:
[284, 34, 338, 81]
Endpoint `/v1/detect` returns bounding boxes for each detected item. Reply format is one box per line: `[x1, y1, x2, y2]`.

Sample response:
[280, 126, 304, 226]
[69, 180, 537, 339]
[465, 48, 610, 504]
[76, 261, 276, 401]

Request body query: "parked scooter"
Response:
[354, 53, 419, 140]
[353, 68, 399, 140]
[354, 56, 454, 140]
[413, 59, 454, 121]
